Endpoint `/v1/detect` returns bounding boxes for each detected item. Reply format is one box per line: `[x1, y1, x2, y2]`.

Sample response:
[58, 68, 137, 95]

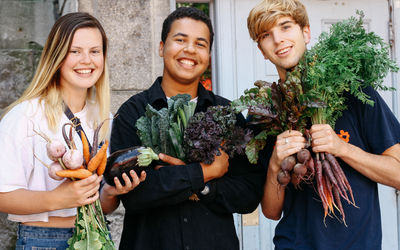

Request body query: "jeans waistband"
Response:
[17, 224, 74, 240]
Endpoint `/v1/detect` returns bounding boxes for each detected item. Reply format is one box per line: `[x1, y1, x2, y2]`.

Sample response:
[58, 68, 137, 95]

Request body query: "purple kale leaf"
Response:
[183, 105, 252, 164]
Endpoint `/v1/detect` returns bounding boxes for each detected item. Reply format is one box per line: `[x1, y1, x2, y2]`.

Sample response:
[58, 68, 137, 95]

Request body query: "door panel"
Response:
[214, 1, 398, 249]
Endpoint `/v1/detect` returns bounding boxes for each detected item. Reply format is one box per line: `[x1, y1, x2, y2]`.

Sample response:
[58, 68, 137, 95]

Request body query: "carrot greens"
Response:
[302, 11, 398, 126]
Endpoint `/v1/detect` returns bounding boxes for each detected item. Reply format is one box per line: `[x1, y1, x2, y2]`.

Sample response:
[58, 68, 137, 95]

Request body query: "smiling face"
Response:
[59, 27, 104, 94]
[257, 16, 310, 80]
[159, 17, 211, 87]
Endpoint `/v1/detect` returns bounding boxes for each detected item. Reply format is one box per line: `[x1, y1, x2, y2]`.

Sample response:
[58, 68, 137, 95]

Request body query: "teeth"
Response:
[76, 69, 92, 74]
[180, 59, 195, 66]
[277, 47, 290, 55]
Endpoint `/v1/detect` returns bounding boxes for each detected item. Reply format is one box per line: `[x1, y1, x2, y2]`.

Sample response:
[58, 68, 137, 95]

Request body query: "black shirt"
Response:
[111, 77, 266, 250]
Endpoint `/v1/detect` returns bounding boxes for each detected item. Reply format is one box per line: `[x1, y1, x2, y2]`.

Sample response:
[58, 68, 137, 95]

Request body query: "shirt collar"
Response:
[196, 80, 214, 111]
[148, 77, 214, 109]
[147, 77, 168, 108]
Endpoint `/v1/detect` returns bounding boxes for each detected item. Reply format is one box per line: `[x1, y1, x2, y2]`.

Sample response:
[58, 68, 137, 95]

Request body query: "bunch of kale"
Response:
[136, 94, 196, 161]
[136, 95, 251, 164]
[183, 105, 252, 164]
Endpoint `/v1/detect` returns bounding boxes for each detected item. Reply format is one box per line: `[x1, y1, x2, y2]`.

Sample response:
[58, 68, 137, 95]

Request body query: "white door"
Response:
[213, 0, 399, 249]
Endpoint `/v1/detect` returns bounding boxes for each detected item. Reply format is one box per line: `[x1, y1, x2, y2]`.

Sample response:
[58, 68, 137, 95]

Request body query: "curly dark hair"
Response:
[161, 7, 214, 50]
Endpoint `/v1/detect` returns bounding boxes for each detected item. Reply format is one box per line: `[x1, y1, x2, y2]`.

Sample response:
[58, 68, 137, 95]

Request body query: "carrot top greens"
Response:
[302, 11, 398, 125]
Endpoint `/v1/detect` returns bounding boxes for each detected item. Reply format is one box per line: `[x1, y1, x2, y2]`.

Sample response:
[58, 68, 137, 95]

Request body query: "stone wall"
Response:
[0, 0, 170, 248]
[79, 0, 168, 113]
[0, 1, 63, 248]
[79, 0, 170, 247]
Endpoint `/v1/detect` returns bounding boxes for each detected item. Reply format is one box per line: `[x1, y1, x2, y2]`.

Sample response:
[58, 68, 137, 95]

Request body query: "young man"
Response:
[247, 0, 400, 249]
[106, 7, 266, 249]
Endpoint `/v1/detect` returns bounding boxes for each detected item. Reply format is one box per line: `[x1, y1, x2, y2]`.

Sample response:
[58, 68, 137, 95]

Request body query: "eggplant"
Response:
[104, 146, 159, 186]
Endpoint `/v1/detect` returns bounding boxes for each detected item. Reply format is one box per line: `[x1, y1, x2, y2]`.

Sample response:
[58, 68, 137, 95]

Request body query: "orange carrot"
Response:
[56, 169, 92, 179]
[321, 176, 330, 219]
[80, 131, 90, 164]
[96, 152, 107, 176]
[323, 175, 334, 215]
[88, 140, 108, 172]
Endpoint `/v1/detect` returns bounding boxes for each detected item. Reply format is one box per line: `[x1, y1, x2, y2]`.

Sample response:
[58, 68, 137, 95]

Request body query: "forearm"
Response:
[261, 162, 285, 220]
[0, 189, 60, 214]
[121, 164, 204, 212]
[336, 143, 400, 189]
[199, 156, 266, 215]
[100, 190, 120, 215]
[205, 172, 264, 214]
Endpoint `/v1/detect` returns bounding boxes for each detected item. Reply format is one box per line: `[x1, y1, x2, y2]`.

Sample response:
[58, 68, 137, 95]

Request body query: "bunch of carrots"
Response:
[35, 121, 108, 180]
[35, 120, 115, 249]
[276, 130, 356, 225]
[59, 120, 108, 179]
[313, 152, 356, 226]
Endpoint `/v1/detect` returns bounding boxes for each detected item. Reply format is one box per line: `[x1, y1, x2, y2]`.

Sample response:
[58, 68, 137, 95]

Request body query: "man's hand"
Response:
[270, 130, 305, 173]
[310, 124, 347, 157]
[100, 170, 146, 214]
[155, 151, 229, 183]
[102, 170, 146, 197]
[154, 153, 186, 170]
[201, 150, 229, 183]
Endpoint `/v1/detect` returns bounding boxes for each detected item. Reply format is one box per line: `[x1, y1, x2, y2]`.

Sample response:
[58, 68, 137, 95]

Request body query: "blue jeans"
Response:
[15, 224, 74, 250]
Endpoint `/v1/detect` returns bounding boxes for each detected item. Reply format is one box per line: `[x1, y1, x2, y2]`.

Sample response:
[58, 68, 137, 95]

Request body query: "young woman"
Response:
[0, 12, 143, 249]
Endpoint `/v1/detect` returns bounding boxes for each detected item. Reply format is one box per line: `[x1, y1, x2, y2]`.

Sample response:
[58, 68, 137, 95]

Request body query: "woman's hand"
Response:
[52, 174, 103, 209]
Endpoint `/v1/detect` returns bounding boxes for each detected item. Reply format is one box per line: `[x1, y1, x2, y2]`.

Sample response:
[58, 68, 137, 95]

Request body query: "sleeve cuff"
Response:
[197, 180, 217, 202]
[186, 162, 205, 192]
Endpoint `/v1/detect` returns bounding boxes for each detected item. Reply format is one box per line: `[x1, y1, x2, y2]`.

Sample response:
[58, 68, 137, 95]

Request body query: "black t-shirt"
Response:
[111, 77, 267, 250]
[273, 87, 400, 250]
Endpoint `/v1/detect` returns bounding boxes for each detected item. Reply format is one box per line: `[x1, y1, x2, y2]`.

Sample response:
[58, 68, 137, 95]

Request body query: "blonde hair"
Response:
[247, 0, 309, 41]
[2, 12, 110, 141]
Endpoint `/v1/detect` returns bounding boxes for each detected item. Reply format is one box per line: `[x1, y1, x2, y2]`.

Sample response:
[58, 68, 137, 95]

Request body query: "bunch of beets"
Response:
[277, 130, 355, 225]
[233, 73, 356, 225]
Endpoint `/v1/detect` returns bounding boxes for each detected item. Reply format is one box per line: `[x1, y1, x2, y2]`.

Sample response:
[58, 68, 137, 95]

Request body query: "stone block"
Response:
[0, 213, 17, 250]
[91, 1, 153, 91]
[105, 204, 126, 248]
[0, 0, 54, 49]
[110, 90, 141, 114]
[0, 49, 41, 114]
